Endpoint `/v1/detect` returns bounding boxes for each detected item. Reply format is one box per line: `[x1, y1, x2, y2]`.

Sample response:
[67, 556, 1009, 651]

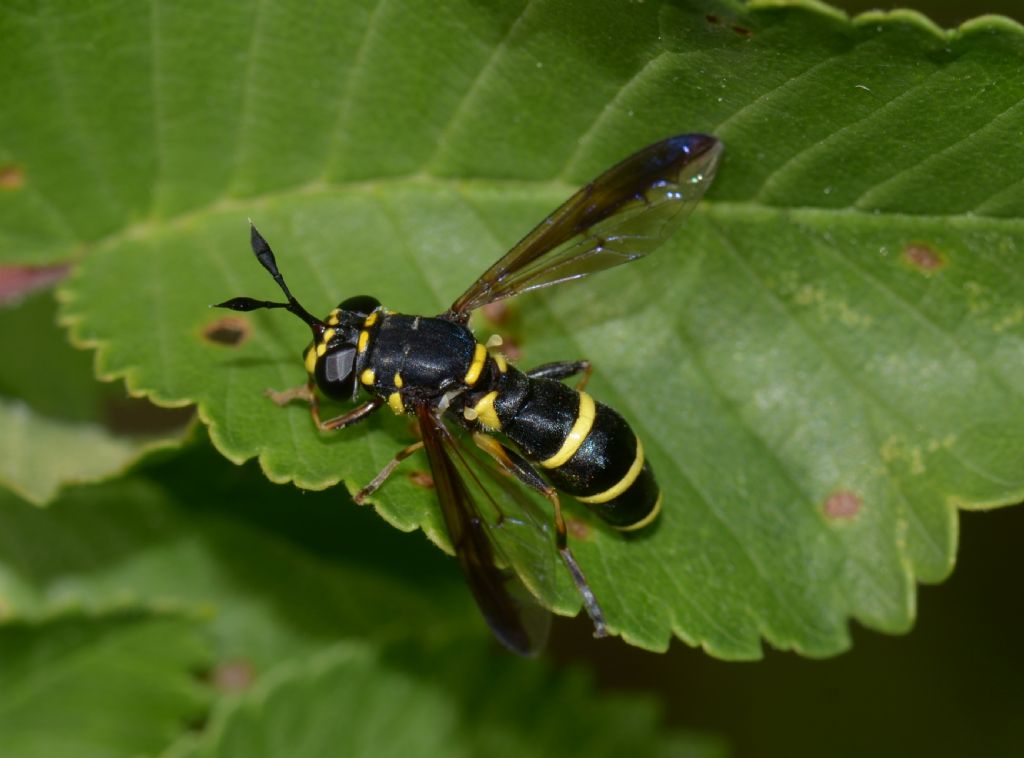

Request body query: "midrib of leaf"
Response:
[71, 173, 1024, 266]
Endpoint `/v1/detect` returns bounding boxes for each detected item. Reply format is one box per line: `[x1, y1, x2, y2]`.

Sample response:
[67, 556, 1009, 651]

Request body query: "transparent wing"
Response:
[448, 133, 722, 317]
[415, 405, 554, 656]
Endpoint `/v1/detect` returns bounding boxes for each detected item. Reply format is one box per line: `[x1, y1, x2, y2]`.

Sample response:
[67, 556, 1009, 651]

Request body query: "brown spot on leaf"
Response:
[567, 517, 592, 541]
[203, 316, 250, 346]
[210, 659, 256, 693]
[824, 490, 862, 520]
[408, 470, 434, 489]
[731, 25, 753, 37]
[0, 164, 24, 190]
[903, 243, 946, 274]
[705, 13, 721, 24]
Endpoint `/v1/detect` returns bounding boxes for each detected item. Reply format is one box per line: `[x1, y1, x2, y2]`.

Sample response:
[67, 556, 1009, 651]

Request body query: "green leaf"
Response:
[172, 642, 725, 758]
[0, 0, 1019, 656]
[0, 611, 211, 758]
[0, 291, 190, 504]
[0, 441, 469, 670]
[0, 397, 152, 504]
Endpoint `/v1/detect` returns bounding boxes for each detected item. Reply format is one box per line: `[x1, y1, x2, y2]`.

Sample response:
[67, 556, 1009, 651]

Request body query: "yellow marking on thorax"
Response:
[577, 438, 645, 504]
[469, 391, 501, 430]
[360, 368, 375, 386]
[387, 392, 404, 414]
[364, 311, 379, 327]
[540, 392, 595, 469]
[304, 346, 317, 374]
[615, 491, 663, 532]
[327, 309, 341, 326]
[463, 343, 487, 386]
[492, 353, 508, 373]
[357, 330, 370, 353]
[322, 328, 336, 343]
[393, 372, 403, 388]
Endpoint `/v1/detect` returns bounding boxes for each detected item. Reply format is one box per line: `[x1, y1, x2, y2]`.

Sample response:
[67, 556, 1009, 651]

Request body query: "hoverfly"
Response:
[216, 134, 722, 655]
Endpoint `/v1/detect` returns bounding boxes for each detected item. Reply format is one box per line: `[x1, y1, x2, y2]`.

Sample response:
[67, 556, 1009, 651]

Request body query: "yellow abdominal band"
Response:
[540, 392, 595, 469]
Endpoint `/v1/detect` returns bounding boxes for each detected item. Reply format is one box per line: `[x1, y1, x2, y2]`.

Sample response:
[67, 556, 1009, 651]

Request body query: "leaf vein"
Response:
[424, 0, 537, 171]
[854, 92, 1024, 209]
[754, 64, 945, 203]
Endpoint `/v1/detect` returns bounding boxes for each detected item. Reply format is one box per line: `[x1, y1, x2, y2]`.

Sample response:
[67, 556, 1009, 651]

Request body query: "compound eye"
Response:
[315, 345, 357, 400]
[338, 295, 380, 315]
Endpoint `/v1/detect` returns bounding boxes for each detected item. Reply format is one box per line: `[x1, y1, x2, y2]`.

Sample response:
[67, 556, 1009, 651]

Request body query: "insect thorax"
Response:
[360, 313, 479, 400]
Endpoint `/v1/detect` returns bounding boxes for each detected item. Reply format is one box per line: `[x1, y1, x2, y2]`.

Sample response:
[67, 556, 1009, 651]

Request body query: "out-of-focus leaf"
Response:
[0, 611, 210, 758]
[0, 442, 467, 669]
[0, 292, 189, 504]
[172, 641, 727, 758]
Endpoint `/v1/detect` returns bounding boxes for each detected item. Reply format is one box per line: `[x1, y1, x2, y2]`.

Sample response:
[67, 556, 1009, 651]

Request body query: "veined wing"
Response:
[448, 134, 722, 317]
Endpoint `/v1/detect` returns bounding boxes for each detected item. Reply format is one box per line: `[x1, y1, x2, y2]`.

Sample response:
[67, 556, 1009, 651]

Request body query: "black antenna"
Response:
[214, 224, 325, 334]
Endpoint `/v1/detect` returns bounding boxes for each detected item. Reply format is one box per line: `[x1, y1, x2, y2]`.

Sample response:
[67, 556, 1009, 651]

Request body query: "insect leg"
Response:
[526, 360, 593, 390]
[265, 380, 328, 426]
[317, 398, 384, 431]
[265, 381, 316, 406]
[266, 381, 382, 431]
[354, 440, 426, 504]
[471, 432, 608, 638]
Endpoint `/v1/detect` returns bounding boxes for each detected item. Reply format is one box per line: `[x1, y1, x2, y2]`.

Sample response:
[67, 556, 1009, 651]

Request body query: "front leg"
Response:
[266, 380, 383, 431]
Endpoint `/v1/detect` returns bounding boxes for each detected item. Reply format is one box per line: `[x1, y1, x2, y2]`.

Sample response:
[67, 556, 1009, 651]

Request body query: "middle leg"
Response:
[526, 360, 593, 391]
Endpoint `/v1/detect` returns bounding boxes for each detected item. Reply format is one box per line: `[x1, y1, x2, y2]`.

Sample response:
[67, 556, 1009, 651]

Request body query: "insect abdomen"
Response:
[495, 375, 661, 531]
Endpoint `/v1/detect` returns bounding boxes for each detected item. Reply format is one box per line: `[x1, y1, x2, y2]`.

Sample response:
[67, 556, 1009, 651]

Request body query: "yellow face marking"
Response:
[463, 343, 487, 386]
[360, 368, 375, 386]
[493, 353, 508, 373]
[393, 372, 403, 388]
[472, 391, 501, 430]
[387, 392, 404, 414]
[358, 330, 369, 353]
[364, 311, 379, 327]
[615, 491, 663, 532]
[541, 392, 595, 469]
[323, 328, 336, 343]
[304, 346, 317, 374]
[577, 438, 645, 504]
[316, 342, 327, 357]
